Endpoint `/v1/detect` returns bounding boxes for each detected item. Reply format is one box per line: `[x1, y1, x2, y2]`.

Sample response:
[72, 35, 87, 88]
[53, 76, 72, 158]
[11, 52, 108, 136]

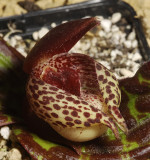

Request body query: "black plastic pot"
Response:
[0, 0, 149, 60]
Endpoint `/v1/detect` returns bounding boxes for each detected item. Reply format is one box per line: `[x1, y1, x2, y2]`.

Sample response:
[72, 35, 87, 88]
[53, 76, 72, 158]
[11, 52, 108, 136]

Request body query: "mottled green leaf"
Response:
[13, 126, 81, 160]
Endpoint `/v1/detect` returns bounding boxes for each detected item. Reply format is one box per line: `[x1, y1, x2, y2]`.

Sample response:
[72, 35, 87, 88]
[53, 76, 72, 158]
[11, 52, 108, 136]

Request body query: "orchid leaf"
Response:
[0, 106, 16, 126]
[13, 126, 81, 160]
[0, 37, 26, 119]
[0, 37, 24, 74]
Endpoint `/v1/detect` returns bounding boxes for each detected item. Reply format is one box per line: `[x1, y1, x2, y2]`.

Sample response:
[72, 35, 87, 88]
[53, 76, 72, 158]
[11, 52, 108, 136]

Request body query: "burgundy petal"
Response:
[23, 18, 99, 73]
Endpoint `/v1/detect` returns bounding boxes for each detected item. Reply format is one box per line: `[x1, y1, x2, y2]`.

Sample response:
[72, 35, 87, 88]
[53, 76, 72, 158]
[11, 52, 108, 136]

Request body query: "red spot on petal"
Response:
[113, 100, 117, 104]
[34, 101, 40, 107]
[106, 88, 111, 94]
[66, 97, 75, 101]
[62, 101, 68, 104]
[90, 106, 98, 112]
[108, 81, 115, 86]
[33, 85, 39, 90]
[33, 93, 39, 99]
[38, 91, 43, 95]
[56, 94, 65, 99]
[84, 107, 90, 110]
[81, 101, 88, 105]
[95, 118, 100, 123]
[105, 71, 110, 76]
[29, 85, 35, 93]
[74, 119, 81, 124]
[71, 111, 78, 117]
[53, 104, 61, 110]
[84, 122, 90, 127]
[50, 86, 58, 91]
[65, 116, 73, 121]
[105, 98, 108, 104]
[51, 113, 58, 118]
[109, 94, 115, 100]
[98, 75, 104, 81]
[43, 105, 52, 111]
[84, 112, 90, 118]
[56, 121, 66, 128]
[62, 110, 69, 115]
[66, 122, 74, 127]
[88, 118, 95, 124]
[96, 113, 102, 119]
[45, 113, 51, 118]
[112, 75, 117, 80]
[103, 79, 107, 84]
[73, 100, 80, 104]
[96, 64, 102, 70]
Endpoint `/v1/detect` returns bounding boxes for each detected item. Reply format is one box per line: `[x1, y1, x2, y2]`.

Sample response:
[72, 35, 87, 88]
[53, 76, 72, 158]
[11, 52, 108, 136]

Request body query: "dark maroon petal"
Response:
[23, 18, 99, 73]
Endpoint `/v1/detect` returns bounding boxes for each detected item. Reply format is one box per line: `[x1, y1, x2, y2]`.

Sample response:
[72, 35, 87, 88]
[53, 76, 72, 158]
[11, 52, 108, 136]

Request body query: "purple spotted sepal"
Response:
[25, 18, 128, 141]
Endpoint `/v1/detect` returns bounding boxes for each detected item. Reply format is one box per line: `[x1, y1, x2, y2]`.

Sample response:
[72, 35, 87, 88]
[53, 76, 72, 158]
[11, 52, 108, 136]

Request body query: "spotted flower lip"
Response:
[24, 17, 128, 142]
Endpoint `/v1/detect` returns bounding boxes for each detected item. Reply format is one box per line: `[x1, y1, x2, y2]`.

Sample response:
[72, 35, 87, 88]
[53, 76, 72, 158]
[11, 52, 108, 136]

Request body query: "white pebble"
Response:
[132, 39, 138, 48]
[111, 50, 117, 58]
[131, 62, 140, 72]
[103, 50, 109, 56]
[132, 52, 142, 61]
[51, 22, 57, 28]
[38, 27, 49, 39]
[8, 148, 22, 160]
[126, 60, 132, 66]
[128, 31, 136, 41]
[91, 37, 97, 46]
[120, 32, 126, 43]
[111, 25, 119, 32]
[13, 35, 22, 40]
[111, 31, 120, 43]
[127, 52, 133, 60]
[111, 12, 122, 24]
[16, 48, 27, 58]
[101, 19, 112, 32]
[106, 32, 112, 39]
[82, 40, 91, 50]
[96, 15, 104, 21]
[0, 150, 7, 160]
[124, 40, 132, 48]
[99, 40, 107, 46]
[9, 38, 17, 47]
[126, 25, 131, 30]
[32, 31, 39, 41]
[0, 126, 11, 140]
[98, 30, 105, 37]
[99, 60, 110, 69]
[111, 49, 123, 63]
[120, 68, 134, 77]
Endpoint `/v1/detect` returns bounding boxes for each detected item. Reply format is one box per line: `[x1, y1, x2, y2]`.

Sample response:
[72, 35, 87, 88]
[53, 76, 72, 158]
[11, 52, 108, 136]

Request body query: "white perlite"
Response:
[0, 126, 11, 140]
[101, 19, 112, 32]
[69, 12, 142, 78]
[7, 148, 22, 160]
[111, 12, 122, 24]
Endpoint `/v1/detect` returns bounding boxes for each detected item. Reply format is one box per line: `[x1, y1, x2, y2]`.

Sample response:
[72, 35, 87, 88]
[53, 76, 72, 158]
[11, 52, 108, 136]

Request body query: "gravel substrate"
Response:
[3, 12, 143, 79]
